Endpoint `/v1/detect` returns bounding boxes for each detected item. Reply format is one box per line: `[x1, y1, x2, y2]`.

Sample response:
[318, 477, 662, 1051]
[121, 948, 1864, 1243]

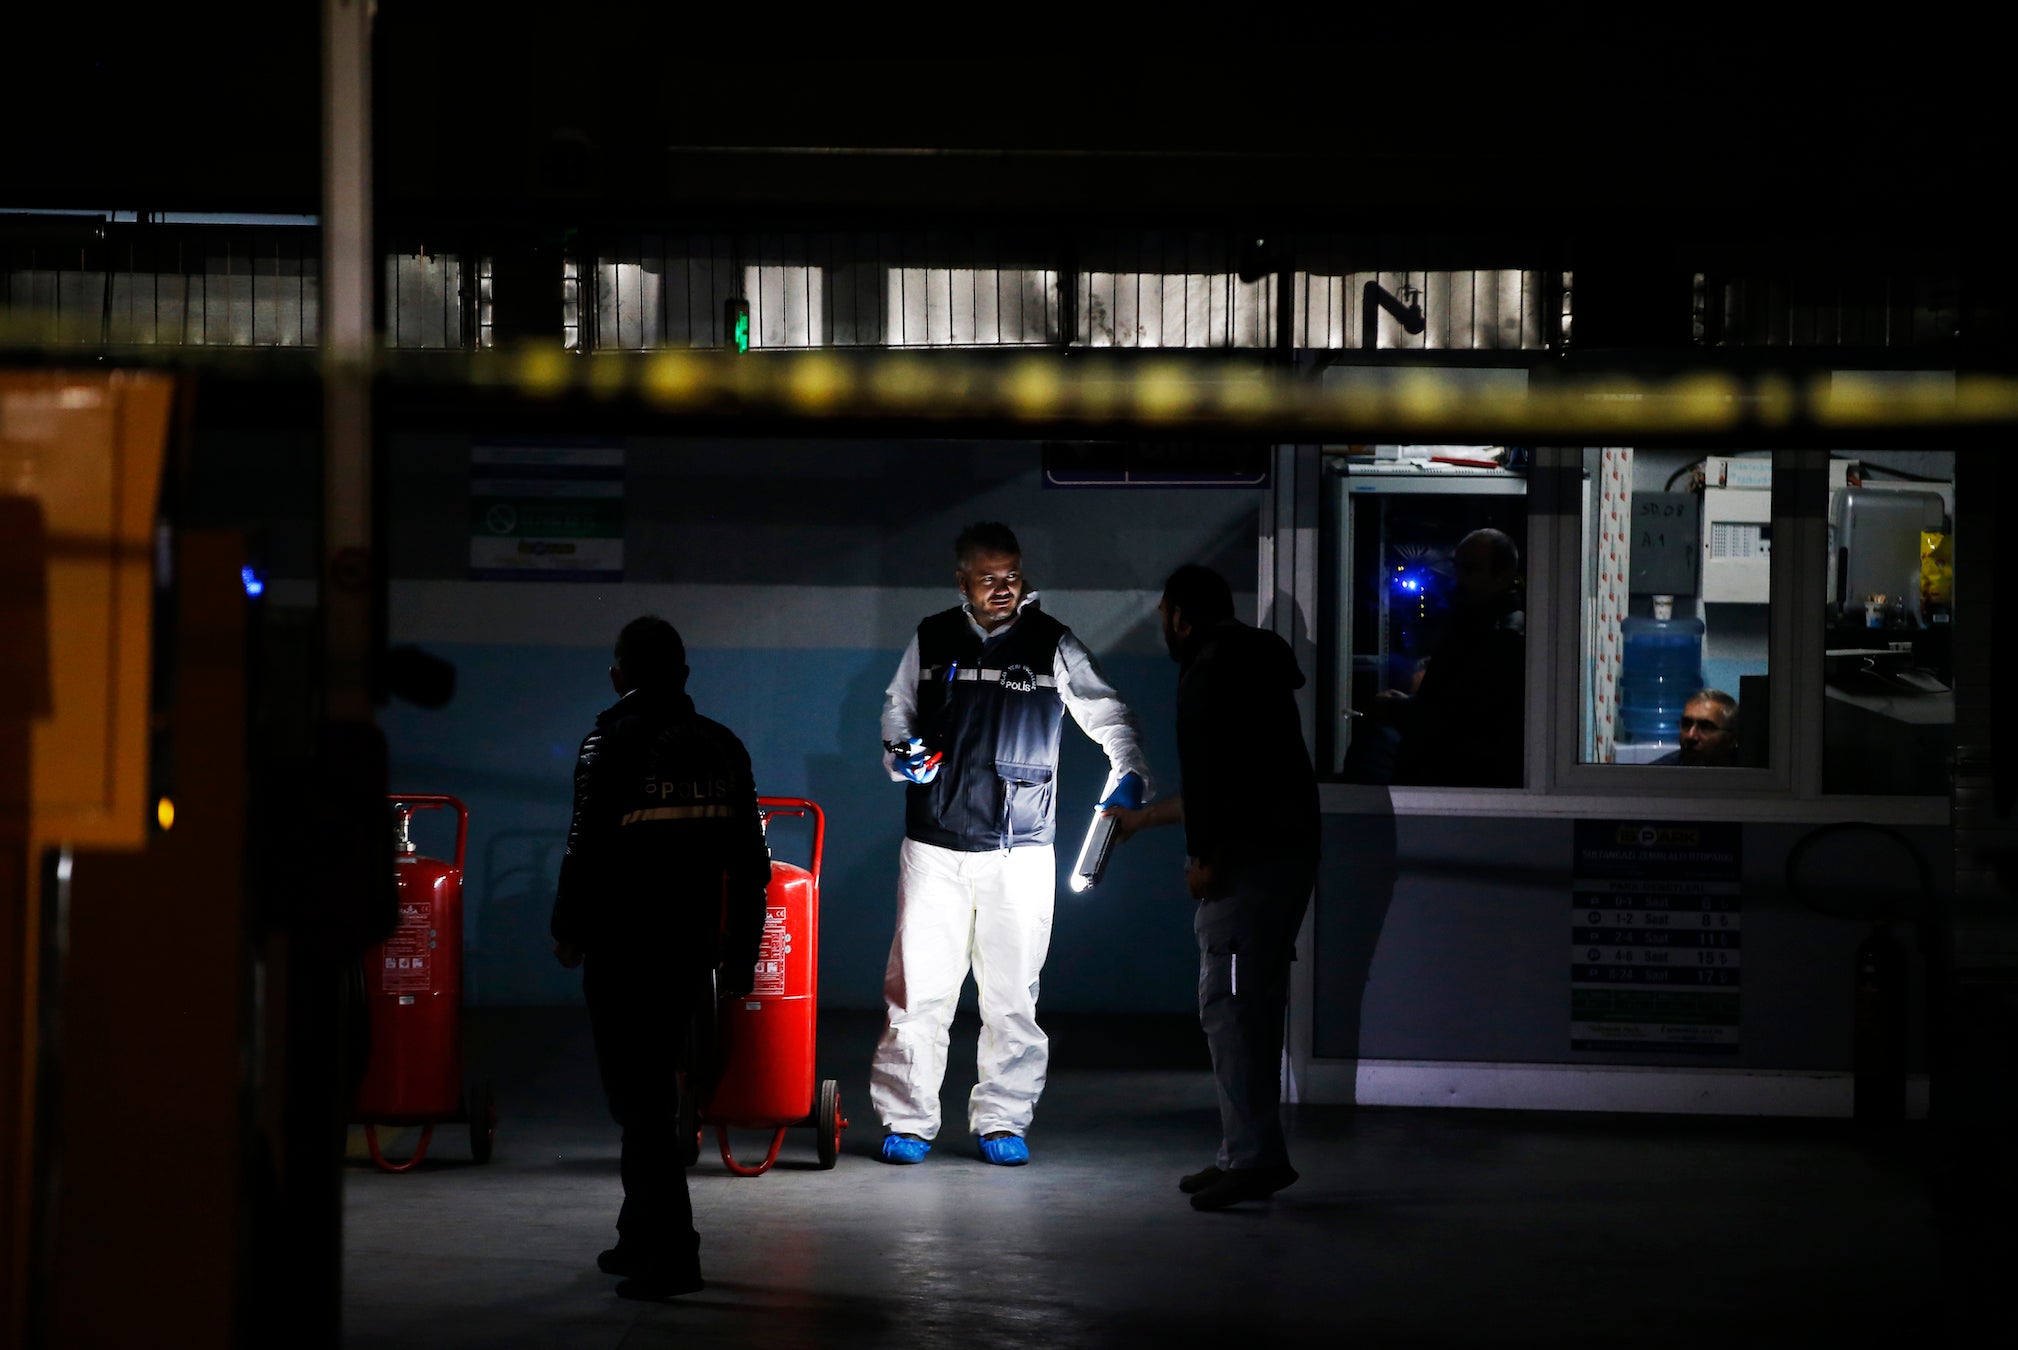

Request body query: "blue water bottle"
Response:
[1618, 595, 1705, 744]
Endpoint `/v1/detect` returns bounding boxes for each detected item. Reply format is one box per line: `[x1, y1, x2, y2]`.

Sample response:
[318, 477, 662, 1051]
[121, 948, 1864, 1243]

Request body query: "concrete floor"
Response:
[343, 1007, 1960, 1348]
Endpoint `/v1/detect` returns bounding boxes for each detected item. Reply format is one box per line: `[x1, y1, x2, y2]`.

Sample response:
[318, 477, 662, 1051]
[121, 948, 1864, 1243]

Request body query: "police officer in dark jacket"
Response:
[551, 616, 769, 1300]
[1106, 564, 1320, 1211]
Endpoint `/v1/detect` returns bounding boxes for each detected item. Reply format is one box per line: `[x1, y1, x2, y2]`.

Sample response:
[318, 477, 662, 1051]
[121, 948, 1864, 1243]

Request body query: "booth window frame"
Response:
[1305, 438, 1950, 828]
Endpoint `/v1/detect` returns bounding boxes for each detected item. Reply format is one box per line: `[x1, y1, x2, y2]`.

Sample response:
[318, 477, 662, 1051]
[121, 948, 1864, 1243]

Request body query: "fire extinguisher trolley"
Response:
[697, 796, 848, 1175]
[353, 794, 498, 1172]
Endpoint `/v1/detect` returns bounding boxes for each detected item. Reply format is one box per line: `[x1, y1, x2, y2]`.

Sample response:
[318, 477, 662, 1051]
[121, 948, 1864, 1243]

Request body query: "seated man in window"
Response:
[1654, 690, 1739, 767]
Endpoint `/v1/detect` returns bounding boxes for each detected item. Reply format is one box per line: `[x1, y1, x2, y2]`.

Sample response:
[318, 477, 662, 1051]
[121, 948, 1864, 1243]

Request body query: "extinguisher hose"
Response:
[717, 1125, 788, 1177]
[364, 1122, 436, 1173]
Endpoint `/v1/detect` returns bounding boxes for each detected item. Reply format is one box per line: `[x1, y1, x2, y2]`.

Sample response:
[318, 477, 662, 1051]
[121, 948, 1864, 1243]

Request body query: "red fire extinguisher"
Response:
[698, 797, 848, 1175]
[353, 794, 498, 1172]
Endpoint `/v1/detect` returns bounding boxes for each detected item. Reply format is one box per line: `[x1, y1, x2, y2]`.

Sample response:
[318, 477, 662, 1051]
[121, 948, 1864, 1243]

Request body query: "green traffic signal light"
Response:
[726, 297, 751, 353]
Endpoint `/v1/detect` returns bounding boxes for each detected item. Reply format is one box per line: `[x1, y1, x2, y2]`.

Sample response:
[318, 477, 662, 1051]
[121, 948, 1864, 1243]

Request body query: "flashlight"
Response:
[1069, 771, 1142, 893]
[1069, 807, 1118, 893]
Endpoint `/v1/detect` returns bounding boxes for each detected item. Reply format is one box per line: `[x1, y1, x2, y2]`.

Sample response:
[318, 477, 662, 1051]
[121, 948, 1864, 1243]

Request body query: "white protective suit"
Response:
[870, 591, 1149, 1140]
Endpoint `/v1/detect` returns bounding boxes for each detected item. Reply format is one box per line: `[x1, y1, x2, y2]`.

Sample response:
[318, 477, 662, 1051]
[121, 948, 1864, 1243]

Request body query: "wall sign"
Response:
[469, 444, 624, 581]
[1571, 821, 1742, 1055]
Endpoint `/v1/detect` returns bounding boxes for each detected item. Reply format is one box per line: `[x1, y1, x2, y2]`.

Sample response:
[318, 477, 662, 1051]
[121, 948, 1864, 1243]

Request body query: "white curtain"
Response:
[1592, 447, 1634, 763]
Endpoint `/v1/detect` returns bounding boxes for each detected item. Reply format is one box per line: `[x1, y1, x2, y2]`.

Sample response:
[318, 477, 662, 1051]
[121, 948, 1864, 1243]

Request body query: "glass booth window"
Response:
[1822, 451, 1954, 795]
[1578, 449, 1771, 768]
[1328, 447, 1529, 788]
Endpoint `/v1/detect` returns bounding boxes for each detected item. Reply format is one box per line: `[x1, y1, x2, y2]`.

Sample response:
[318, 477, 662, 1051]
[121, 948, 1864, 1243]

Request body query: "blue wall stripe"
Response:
[382, 642, 1199, 1014]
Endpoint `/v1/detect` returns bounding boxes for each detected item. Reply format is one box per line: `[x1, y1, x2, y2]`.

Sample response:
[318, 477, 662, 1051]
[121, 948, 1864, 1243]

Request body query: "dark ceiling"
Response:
[1, 9, 2001, 258]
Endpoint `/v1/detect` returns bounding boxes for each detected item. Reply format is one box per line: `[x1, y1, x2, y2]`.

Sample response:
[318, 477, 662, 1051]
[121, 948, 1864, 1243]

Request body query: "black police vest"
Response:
[904, 605, 1069, 852]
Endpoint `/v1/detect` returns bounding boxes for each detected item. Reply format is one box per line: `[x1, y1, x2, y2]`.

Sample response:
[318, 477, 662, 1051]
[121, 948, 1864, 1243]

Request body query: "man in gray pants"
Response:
[1107, 564, 1320, 1211]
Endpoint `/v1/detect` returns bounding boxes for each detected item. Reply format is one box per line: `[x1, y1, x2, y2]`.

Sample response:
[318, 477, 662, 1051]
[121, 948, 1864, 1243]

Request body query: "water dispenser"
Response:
[1619, 594, 1705, 745]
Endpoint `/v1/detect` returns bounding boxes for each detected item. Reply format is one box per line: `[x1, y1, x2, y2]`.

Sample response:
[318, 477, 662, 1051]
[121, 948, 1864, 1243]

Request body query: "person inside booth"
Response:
[1370, 527, 1526, 788]
[1653, 690, 1740, 767]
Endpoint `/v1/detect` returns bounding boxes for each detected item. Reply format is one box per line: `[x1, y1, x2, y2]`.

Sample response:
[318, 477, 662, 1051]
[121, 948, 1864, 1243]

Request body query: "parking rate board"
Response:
[1571, 821, 1741, 1056]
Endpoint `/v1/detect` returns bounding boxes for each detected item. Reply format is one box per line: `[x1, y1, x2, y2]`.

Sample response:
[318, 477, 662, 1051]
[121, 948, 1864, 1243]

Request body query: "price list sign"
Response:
[1571, 821, 1741, 1055]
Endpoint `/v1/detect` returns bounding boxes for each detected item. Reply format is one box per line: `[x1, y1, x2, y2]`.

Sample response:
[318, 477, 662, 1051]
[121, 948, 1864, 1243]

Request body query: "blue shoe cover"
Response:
[978, 1135, 1029, 1166]
[880, 1134, 930, 1164]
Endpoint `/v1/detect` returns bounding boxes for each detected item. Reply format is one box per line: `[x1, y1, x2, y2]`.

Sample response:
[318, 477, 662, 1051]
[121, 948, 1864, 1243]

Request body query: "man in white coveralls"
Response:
[871, 521, 1148, 1166]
